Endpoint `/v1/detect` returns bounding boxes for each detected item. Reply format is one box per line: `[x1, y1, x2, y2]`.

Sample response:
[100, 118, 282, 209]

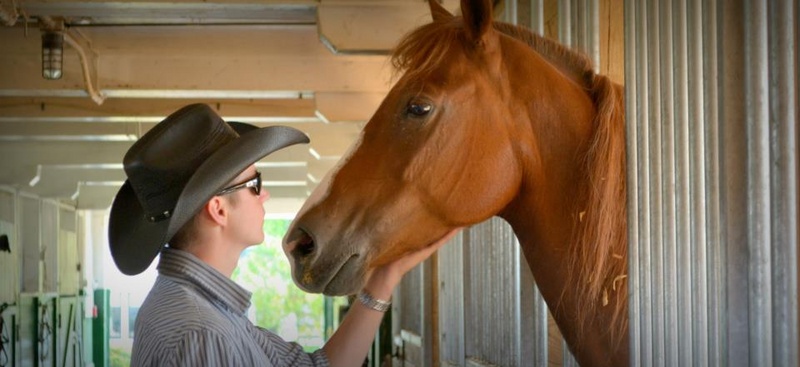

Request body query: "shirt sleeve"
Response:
[253, 325, 330, 367]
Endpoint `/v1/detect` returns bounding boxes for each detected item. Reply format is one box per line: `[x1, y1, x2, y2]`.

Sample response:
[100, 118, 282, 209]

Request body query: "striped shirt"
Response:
[130, 248, 329, 367]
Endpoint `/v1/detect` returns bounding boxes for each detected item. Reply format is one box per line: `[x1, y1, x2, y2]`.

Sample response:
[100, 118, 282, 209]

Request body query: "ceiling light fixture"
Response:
[41, 31, 64, 80]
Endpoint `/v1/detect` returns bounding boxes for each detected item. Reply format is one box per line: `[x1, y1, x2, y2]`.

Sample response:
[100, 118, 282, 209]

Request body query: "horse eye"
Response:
[406, 102, 433, 117]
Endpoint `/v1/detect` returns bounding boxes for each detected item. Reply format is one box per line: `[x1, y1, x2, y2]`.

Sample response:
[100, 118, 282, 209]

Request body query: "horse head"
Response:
[284, 0, 524, 296]
[283, 1, 628, 364]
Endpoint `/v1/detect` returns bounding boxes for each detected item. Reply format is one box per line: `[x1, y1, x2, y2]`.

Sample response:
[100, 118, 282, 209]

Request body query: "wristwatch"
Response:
[357, 290, 392, 312]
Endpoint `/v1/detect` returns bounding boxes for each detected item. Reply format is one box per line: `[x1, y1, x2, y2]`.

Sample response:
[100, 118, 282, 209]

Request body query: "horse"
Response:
[283, 0, 627, 365]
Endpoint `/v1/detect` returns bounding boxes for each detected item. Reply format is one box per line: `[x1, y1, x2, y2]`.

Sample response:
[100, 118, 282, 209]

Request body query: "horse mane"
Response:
[492, 23, 628, 348]
[391, 18, 628, 346]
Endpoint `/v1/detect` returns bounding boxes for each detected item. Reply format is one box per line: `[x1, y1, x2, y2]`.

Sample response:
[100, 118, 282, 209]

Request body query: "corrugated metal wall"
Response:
[625, 0, 798, 366]
[458, 219, 531, 367]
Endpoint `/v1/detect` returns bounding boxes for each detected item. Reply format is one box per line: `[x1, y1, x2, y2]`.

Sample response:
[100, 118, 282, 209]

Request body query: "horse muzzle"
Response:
[283, 226, 366, 295]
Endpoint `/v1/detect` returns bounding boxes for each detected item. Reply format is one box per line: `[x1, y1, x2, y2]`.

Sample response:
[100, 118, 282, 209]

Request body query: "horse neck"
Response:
[495, 52, 628, 364]
[497, 48, 597, 260]
[496, 44, 599, 322]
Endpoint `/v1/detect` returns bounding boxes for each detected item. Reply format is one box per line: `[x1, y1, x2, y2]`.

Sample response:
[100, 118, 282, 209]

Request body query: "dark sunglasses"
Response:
[217, 171, 261, 196]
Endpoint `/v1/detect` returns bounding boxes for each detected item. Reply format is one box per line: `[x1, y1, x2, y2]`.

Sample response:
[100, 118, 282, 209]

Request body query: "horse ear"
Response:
[460, 0, 494, 42]
[429, 0, 453, 22]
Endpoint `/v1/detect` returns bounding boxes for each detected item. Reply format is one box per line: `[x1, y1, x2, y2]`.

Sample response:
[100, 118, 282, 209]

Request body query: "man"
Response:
[108, 104, 458, 366]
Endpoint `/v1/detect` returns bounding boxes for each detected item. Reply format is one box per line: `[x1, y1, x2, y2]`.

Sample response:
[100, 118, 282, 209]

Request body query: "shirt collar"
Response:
[157, 247, 252, 315]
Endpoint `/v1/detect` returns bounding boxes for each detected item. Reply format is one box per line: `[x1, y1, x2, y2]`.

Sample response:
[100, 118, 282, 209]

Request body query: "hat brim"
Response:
[109, 125, 309, 275]
[109, 181, 170, 275]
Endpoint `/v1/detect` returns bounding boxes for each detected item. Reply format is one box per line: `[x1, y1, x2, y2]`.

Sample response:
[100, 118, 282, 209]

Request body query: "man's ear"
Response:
[204, 196, 229, 226]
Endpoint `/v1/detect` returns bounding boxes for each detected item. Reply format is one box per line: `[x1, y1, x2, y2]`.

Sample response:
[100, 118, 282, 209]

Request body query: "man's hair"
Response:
[169, 213, 199, 250]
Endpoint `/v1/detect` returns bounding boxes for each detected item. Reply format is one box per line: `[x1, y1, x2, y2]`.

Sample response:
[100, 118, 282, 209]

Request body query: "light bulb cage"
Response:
[41, 31, 64, 80]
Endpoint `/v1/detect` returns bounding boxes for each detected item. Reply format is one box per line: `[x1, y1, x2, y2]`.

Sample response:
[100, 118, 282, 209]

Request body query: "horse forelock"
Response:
[391, 19, 596, 88]
[391, 14, 628, 349]
[391, 19, 463, 81]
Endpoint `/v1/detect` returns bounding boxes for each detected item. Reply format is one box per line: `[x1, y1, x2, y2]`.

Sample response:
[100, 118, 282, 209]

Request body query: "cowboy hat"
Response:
[108, 103, 309, 275]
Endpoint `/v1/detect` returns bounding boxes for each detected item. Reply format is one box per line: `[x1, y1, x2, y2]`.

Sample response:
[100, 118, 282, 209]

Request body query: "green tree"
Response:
[110, 347, 131, 367]
[233, 219, 324, 348]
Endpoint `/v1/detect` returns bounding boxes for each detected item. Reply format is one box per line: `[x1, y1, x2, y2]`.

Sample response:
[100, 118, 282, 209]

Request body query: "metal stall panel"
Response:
[0, 304, 21, 367]
[766, 1, 799, 365]
[623, 2, 639, 366]
[392, 252, 433, 367]
[0, 189, 17, 305]
[41, 201, 58, 295]
[719, 0, 798, 365]
[626, 0, 798, 366]
[57, 208, 78, 296]
[20, 196, 40, 294]
[700, 2, 725, 364]
[38, 295, 57, 367]
[19, 295, 36, 367]
[19, 294, 57, 367]
[57, 296, 84, 367]
[437, 231, 465, 367]
[438, 226, 563, 367]
[462, 218, 523, 367]
[521, 257, 550, 367]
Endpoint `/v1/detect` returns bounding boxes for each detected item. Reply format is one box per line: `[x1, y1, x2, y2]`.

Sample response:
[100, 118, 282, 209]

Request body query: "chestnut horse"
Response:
[283, 0, 627, 365]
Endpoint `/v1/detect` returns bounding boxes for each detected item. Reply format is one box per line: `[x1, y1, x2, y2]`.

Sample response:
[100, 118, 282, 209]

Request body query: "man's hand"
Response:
[322, 227, 463, 367]
[363, 228, 463, 300]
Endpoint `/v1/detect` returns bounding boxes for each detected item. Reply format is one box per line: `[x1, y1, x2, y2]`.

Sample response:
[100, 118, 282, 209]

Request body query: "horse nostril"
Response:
[294, 229, 316, 257]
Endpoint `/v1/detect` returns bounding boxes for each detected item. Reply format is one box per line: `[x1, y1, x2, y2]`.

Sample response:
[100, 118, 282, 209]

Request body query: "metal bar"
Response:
[463, 220, 520, 366]
[720, 1, 751, 365]
[658, 0, 679, 364]
[437, 231, 465, 367]
[635, 0, 654, 363]
[744, 0, 772, 364]
[571, 0, 579, 48]
[588, 0, 600, 71]
[580, 0, 589, 56]
[423, 249, 434, 365]
[574, 0, 584, 53]
[401, 330, 423, 347]
[768, 0, 799, 365]
[503, 0, 517, 24]
[561, 338, 579, 367]
[558, 0, 572, 47]
[687, 0, 710, 364]
[701, 0, 725, 364]
[623, 0, 641, 365]
[531, 283, 548, 366]
[671, 0, 693, 364]
[513, 234, 522, 367]
[646, 0, 666, 364]
[530, 0, 544, 34]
